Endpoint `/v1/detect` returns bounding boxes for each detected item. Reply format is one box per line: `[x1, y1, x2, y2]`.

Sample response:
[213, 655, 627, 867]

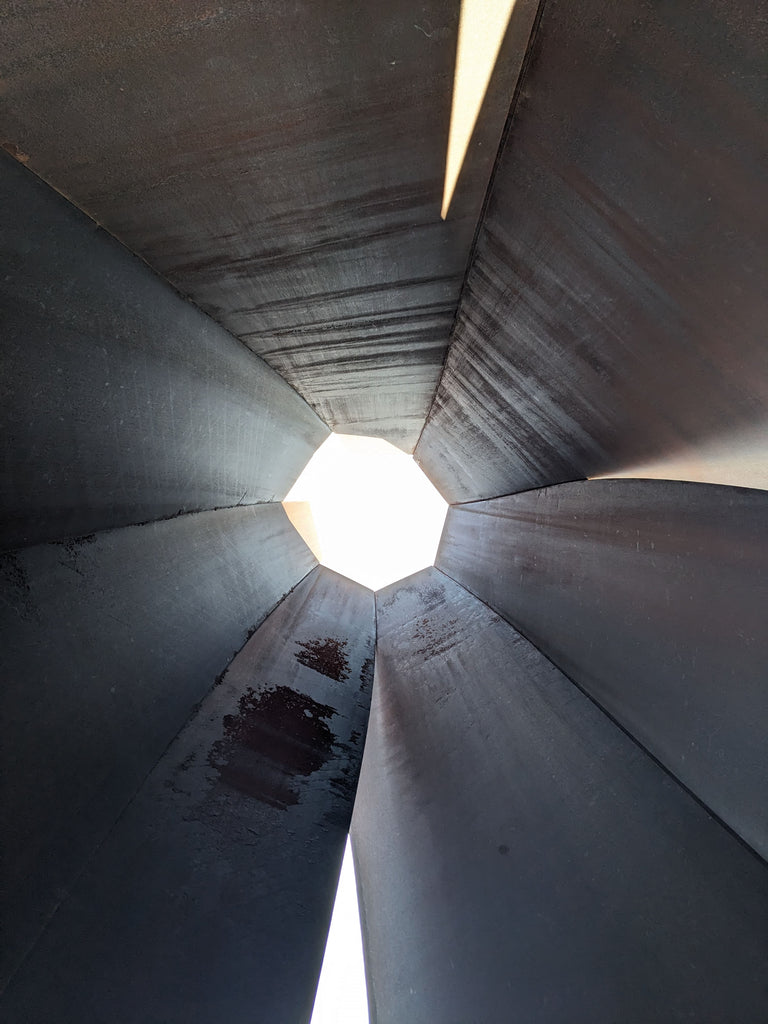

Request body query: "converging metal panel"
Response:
[416, 0, 768, 499]
[0, 504, 315, 991]
[1, 566, 375, 1022]
[438, 479, 768, 860]
[0, 153, 327, 549]
[353, 568, 768, 1023]
[0, 1, 536, 449]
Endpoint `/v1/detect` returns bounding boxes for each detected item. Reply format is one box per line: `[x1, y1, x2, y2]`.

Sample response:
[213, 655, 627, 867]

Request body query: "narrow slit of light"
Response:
[310, 836, 369, 1024]
[441, 0, 517, 219]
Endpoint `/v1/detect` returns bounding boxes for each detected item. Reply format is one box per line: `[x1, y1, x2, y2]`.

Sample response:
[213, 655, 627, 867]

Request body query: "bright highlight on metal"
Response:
[283, 433, 448, 592]
[589, 422, 768, 491]
[441, 0, 517, 219]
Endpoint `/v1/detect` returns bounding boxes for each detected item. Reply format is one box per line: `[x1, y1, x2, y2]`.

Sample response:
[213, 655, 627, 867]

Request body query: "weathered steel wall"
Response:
[437, 479, 768, 861]
[1, 565, 374, 1023]
[0, 504, 315, 991]
[0, 152, 328, 550]
[416, 0, 768, 500]
[0, 0, 538, 450]
[352, 568, 768, 1023]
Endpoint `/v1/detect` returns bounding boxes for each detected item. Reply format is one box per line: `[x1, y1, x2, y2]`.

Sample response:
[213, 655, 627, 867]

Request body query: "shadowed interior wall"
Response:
[1, 0, 766, 1020]
[352, 568, 768, 1023]
[437, 479, 768, 860]
[0, 504, 315, 991]
[0, 151, 328, 550]
[416, 0, 768, 501]
[0, 0, 538, 450]
[1, 566, 375, 1024]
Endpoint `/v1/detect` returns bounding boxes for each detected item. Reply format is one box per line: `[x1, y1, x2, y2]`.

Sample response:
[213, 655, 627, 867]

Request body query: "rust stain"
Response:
[294, 636, 350, 682]
[208, 685, 337, 809]
[359, 655, 374, 692]
[324, 758, 361, 828]
[412, 615, 460, 659]
[1, 141, 30, 163]
[422, 583, 446, 607]
[55, 532, 97, 578]
[164, 750, 197, 797]
[0, 551, 37, 622]
[175, 751, 197, 773]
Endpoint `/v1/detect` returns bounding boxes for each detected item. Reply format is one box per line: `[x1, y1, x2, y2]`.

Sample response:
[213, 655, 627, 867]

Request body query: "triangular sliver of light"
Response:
[310, 836, 369, 1023]
[441, 0, 517, 219]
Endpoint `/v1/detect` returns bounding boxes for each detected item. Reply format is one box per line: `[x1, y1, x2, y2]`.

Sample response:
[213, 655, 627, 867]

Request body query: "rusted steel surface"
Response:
[437, 479, 768, 861]
[0, 152, 328, 550]
[0, 0, 536, 450]
[416, 0, 768, 500]
[0, 504, 315, 993]
[352, 567, 768, 1023]
[1, 566, 374, 1022]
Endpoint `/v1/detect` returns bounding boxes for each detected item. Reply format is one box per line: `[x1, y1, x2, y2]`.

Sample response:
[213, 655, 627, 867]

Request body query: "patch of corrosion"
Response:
[55, 532, 97, 578]
[359, 656, 374, 692]
[294, 636, 350, 682]
[164, 751, 197, 797]
[1, 141, 30, 164]
[422, 583, 446, 608]
[0, 551, 37, 622]
[208, 685, 337, 809]
[324, 757, 361, 829]
[412, 614, 460, 660]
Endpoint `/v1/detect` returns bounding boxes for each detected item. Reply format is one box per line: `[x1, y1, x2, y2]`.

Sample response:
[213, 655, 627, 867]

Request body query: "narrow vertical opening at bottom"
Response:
[310, 835, 369, 1023]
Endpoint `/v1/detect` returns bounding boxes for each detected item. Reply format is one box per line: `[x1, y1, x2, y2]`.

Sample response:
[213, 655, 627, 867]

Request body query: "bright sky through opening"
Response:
[310, 837, 369, 1024]
[441, 0, 517, 218]
[283, 434, 448, 591]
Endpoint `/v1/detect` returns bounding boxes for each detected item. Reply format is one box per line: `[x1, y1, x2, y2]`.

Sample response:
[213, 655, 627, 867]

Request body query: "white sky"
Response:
[310, 837, 369, 1024]
[284, 433, 447, 591]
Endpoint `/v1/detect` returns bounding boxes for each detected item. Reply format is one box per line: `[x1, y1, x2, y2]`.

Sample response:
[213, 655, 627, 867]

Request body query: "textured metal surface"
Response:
[1, 566, 374, 1023]
[416, 0, 768, 500]
[0, 152, 327, 550]
[0, 504, 314, 991]
[0, 0, 537, 450]
[352, 568, 768, 1023]
[437, 479, 768, 860]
